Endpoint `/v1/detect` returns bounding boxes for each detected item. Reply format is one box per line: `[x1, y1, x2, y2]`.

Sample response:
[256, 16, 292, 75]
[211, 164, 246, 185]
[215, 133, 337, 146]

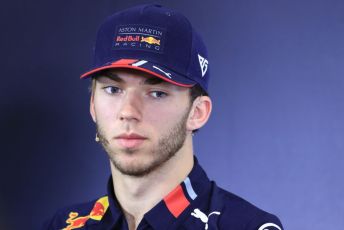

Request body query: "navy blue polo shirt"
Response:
[44, 159, 283, 229]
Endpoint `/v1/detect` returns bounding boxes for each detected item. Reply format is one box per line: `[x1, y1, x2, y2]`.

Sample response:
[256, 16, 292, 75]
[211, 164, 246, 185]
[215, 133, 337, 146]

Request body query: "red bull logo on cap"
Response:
[116, 35, 140, 42]
[63, 196, 109, 230]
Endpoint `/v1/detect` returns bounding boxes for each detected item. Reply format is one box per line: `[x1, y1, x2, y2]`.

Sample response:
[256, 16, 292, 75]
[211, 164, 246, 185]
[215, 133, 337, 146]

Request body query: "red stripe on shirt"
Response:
[163, 185, 190, 218]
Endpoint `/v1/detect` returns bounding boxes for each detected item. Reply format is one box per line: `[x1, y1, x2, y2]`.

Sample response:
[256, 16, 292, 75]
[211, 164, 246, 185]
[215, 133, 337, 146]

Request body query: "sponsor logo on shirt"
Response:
[62, 196, 109, 230]
[191, 208, 221, 230]
[258, 223, 282, 230]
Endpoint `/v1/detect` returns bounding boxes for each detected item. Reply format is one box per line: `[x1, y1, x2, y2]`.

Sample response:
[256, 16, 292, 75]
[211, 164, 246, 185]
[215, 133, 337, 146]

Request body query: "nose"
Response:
[118, 91, 142, 122]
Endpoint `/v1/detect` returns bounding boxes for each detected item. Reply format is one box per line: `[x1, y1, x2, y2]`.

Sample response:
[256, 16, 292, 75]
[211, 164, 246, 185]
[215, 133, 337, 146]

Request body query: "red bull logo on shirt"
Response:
[63, 196, 109, 230]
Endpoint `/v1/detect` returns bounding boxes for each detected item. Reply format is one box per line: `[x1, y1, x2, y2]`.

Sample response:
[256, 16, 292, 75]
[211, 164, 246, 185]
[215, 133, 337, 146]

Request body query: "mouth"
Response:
[114, 133, 147, 149]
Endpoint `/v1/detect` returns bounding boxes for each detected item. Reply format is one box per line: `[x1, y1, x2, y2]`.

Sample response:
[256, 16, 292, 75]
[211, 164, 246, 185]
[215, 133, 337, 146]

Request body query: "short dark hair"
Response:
[189, 84, 208, 103]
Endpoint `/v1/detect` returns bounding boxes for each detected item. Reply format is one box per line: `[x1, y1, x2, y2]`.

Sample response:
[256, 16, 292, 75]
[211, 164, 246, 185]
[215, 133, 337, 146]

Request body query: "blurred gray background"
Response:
[1, 0, 343, 229]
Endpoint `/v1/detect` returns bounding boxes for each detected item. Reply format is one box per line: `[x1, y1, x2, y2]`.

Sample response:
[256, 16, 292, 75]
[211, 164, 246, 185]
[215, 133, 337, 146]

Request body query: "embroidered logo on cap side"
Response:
[113, 24, 166, 53]
[198, 54, 208, 77]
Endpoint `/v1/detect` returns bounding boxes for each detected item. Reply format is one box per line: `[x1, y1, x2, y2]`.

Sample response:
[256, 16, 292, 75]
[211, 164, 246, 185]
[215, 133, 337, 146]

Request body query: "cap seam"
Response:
[182, 15, 194, 79]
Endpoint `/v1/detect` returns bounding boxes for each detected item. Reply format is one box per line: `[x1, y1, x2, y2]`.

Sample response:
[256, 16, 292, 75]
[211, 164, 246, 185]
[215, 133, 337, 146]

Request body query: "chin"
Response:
[115, 160, 157, 177]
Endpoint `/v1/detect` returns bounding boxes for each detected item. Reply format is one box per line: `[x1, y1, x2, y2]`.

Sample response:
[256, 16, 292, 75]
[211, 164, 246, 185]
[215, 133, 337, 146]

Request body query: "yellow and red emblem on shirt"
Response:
[63, 196, 109, 230]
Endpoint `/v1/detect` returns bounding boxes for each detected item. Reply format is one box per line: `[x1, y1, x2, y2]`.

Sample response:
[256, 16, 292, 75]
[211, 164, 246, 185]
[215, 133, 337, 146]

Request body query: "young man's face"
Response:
[90, 69, 195, 177]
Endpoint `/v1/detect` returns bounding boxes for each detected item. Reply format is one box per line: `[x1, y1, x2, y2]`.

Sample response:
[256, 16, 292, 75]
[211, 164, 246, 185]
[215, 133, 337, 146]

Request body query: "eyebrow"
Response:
[97, 70, 166, 85]
[97, 72, 124, 83]
[143, 77, 165, 85]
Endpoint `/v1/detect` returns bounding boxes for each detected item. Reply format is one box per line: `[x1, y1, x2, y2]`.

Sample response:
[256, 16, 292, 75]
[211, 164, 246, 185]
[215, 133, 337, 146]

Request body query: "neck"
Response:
[110, 135, 194, 230]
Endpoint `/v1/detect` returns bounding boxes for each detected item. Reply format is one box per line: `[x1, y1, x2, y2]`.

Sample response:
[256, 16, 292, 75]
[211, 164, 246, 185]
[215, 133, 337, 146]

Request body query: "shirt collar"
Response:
[106, 178, 125, 228]
[106, 157, 211, 229]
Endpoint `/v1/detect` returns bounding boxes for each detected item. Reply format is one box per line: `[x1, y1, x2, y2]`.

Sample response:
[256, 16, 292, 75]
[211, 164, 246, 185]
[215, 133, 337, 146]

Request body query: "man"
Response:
[44, 4, 283, 230]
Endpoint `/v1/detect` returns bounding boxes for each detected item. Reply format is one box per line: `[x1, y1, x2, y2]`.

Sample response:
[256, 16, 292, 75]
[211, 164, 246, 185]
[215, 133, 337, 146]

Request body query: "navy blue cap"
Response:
[80, 4, 210, 92]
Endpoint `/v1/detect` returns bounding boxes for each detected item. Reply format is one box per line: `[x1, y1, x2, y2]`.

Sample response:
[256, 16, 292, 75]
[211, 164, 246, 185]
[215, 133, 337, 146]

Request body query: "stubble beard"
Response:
[96, 110, 190, 177]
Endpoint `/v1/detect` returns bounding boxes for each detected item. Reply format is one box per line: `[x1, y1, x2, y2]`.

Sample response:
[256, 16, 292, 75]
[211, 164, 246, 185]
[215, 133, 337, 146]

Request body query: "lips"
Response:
[115, 133, 147, 148]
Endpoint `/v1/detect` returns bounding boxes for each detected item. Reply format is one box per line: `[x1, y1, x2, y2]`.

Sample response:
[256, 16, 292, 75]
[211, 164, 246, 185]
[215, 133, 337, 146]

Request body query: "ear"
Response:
[90, 93, 97, 123]
[186, 96, 212, 131]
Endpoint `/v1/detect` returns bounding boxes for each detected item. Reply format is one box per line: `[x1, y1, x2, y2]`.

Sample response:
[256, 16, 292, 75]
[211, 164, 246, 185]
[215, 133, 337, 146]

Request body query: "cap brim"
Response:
[80, 59, 195, 88]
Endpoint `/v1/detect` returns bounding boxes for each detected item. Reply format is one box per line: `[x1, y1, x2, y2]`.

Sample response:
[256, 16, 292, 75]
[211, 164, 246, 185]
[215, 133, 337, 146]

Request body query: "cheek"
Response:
[144, 103, 189, 129]
[93, 98, 120, 124]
